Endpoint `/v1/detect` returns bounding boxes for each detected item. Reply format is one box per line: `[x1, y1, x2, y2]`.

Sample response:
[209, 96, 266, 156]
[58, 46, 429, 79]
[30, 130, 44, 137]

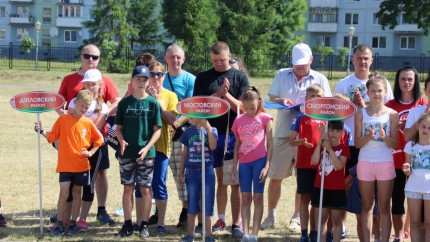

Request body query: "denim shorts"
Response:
[239, 157, 267, 193]
[185, 166, 215, 215]
[151, 152, 169, 200]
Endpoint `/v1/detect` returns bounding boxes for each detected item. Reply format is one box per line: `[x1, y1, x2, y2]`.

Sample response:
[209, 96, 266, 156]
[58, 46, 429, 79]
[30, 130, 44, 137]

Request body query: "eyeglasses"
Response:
[150, 72, 164, 78]
[82, 54, 99, 60]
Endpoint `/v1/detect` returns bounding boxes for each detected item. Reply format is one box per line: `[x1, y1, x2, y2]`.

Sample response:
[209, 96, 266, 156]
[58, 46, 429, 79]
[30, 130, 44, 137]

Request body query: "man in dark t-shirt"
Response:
[193, 41, 249, 238]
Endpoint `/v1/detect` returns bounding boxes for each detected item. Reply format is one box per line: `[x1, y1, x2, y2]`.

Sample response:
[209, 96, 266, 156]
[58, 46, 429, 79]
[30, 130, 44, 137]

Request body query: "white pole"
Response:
[317, 124, 328, 242]
[36, 113, 44, 235]
[201, 126, 206, 239]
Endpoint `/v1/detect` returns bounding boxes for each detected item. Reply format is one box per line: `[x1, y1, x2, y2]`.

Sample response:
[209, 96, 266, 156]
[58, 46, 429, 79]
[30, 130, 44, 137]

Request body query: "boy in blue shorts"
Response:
[179, 118, 218, 242]
[35, 90, 104, 236]
[289, 84, 325, 242]
[115, 65, 162, 238]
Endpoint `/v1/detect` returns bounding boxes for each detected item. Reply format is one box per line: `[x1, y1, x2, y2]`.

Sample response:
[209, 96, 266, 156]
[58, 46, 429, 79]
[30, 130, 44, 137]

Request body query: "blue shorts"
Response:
[346, 176, 379, 215]
[185, 166, 215, 215]
[297, 168, 317, 194]
[151, 152, 169, 200]
[213, 133, 236, 168]
[59, 171, 90, 186]
[239, 157, 267, 193]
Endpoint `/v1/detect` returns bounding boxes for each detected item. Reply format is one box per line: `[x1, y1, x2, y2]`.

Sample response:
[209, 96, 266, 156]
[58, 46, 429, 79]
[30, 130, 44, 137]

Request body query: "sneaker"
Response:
[66, 224, 78, 236]
[232, 226, 244, 239]
[133, 223, 140, 233]
[205, 235, 216, 242]
[249, 235, 258, 242]
[286, 217, 301, 233]
[49, 226, 65, 236]
[50, 214, 57, 223]
[97, 210, 115, 225]
[0, 214, 7, 227]
[299, 235, 309, 242]
[212, 219, 226, 232]
[326, 232, 333, 242]
[77, 219, 89, 232]
[309, 232, 317, 242]
[240, 235, 250, 242]
[117, 223, 133, 237]
[194, 223, 203, 236]
[148, 214, 158, 226]
[393, 238, 401, 242]
[156, 225, 167, 236]
[260, 217, 275, 230]
[341, 228, 348, 239]
[181, 234, 195, 242]
[139, 224, 150, 239]
[177, 209, 188, 228]
[47, 220, 70, 232]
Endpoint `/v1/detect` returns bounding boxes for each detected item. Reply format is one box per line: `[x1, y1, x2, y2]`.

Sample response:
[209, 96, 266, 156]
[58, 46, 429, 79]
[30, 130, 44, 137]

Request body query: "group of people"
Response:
[6, 39, 426, 242]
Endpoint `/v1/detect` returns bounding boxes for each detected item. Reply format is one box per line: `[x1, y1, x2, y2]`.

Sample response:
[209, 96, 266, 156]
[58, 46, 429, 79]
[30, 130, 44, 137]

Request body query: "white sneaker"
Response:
[286, 217, 300, 233]
[240, 235, 249, 242]
[260, 217, 275, 230]
[249, 234, 258, 242]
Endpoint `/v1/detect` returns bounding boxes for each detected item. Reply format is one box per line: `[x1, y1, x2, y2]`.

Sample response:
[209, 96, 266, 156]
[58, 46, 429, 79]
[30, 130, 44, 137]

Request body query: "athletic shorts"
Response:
[268, 137, 297, 179]
[357, 161, 396, 181]
[118, 157, 154, 187]
[297, 168, 317, 194]
[238, 157, 267, 193]
[59, 171, 90, 186]
[89, 144, 110, 172]
[311, 188, 347, 210]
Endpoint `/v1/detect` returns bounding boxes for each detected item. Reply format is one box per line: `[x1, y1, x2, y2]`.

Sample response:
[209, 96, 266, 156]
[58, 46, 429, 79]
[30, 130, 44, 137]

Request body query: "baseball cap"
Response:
[292, 43, 312, 66]
[132, 65, 150, 78]
[82, 69, 102, 82]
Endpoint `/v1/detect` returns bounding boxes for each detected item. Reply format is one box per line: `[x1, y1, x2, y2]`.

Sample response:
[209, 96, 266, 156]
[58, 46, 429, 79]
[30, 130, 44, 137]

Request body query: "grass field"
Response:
[0, 69, 414, 241]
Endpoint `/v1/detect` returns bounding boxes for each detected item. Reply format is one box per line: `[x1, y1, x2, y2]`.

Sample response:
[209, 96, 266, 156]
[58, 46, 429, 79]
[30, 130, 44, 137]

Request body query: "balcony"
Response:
[9, 0, 33, 3]
[309, 0, 337, 8]
[308, 22, 338, 33]
[10, 15, 34, 25]
[394, 24, 422, 33]
[56, 17, 83, 27]
[58, 0, 83, 5]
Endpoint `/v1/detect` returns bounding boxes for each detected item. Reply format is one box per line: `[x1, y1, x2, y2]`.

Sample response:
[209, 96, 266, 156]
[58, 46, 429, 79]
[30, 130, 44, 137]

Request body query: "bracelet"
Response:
[35, 129, 44, 134]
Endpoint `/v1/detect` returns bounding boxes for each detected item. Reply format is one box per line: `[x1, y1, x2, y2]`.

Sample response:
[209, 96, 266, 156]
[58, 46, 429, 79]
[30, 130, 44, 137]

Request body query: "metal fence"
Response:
[1, 43, 429, 80]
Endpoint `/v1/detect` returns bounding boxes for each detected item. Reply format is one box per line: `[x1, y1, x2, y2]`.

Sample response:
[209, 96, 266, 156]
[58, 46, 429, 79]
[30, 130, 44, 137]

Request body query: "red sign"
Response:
[300, 97, 357, 121]
[10, 91, 65, 113]
[177, 96, 230, 119]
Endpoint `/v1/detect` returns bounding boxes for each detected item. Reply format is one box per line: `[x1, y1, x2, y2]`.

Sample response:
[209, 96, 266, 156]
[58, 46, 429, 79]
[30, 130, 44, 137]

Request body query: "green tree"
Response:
[162, 0, 220, 73]
[376, 0, 430, 35]
[217, 0, 306, 74]
[311, 46, 334, 65]
[336, 47, 349, 68]
[20, 37, 35, 56]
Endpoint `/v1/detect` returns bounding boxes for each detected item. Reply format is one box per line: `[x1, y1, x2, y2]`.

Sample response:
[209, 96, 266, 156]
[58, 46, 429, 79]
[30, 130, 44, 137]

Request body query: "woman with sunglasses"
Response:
[146, 61, 180, 235]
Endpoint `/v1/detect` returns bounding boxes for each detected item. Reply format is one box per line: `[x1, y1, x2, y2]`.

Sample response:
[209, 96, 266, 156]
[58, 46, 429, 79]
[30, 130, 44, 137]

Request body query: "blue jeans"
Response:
[151, 152, 169, 200]
[185, 165, 215, 215]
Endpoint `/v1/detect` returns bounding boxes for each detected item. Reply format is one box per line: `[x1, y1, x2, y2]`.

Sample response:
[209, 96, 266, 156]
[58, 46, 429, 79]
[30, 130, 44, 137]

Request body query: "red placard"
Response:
[300, 97, 357, 121]
[10, 91, 65, 113]
[177, 96, 230, 119]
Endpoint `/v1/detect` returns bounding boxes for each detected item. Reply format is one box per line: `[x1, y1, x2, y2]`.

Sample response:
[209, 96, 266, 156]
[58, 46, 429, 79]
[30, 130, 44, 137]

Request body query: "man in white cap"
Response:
[261, 43, 332, 236]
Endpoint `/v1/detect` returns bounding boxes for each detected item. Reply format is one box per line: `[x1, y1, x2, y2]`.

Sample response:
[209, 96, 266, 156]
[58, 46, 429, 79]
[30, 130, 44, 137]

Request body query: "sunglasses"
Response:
[150, 72, 164, 78]
[82, 54, 99, 60]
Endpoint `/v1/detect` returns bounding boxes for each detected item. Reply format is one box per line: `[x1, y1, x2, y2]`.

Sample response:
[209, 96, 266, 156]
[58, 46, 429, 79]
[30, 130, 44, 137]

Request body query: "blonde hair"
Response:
[76, 90, 93, 105]
[149, 61, 165, 72]
[82, 80, 103, 114]
[334, 93, 349, 102]
[306, 84, 323, 95]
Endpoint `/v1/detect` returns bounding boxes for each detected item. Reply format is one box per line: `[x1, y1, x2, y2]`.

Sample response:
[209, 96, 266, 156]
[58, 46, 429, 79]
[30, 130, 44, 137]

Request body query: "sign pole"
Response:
[316, 124, 328, 242]
[36, 113, 44, 235]
[201, 126, 206, 239]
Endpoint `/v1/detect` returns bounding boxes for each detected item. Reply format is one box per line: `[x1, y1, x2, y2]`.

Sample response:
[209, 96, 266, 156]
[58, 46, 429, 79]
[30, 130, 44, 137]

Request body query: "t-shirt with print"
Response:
[115, 95, 162, 159]
[163, 71, 195, 101]
[404, 141, 430, 193]
[386, 98, 427, 169]
[47, 114, 104, 172]
[68, 98, 109, 136]
[334, 74, 393, 145]
[180, 126, 219, 168]
[193, 68, 249, 134]
[291, 113, 324, 169]
[231, 112, 273, 163]
[267, 68, 332, 138]
[314, 144, 350, 190]
[155, 89, 179, 156]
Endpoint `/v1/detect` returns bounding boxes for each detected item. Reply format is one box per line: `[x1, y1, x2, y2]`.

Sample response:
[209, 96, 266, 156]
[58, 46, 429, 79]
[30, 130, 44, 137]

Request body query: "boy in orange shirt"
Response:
[35, 90, 104, 236]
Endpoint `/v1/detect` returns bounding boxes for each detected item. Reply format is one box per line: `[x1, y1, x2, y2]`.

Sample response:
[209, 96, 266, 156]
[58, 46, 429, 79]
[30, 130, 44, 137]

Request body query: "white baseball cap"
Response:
[292, 43, 312, 66]
[82, 69, 102, 82]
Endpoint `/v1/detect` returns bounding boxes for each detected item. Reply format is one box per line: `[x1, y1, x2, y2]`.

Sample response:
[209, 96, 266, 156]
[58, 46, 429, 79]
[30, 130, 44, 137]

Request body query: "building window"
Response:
[372, 13, 381, 25]
[59, 5, 81, 17]
[17, 28, 29, 41]
[0, 29, 5, 40]
[0, 6, 5, 17]
[399, 13, 413, 24]
[372, 36, 386, 48]
[345, 13, 359, 25]
[64, 30, 77, 42]
[43, 17, 51, 23]
[343, 36, 358, 48]
[17, 6, 30, 17]
[309, 8, 337, 23]
[400, 36, 415, 49]
[321, 36, 331, 47]
[43, 8, 51, 15]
